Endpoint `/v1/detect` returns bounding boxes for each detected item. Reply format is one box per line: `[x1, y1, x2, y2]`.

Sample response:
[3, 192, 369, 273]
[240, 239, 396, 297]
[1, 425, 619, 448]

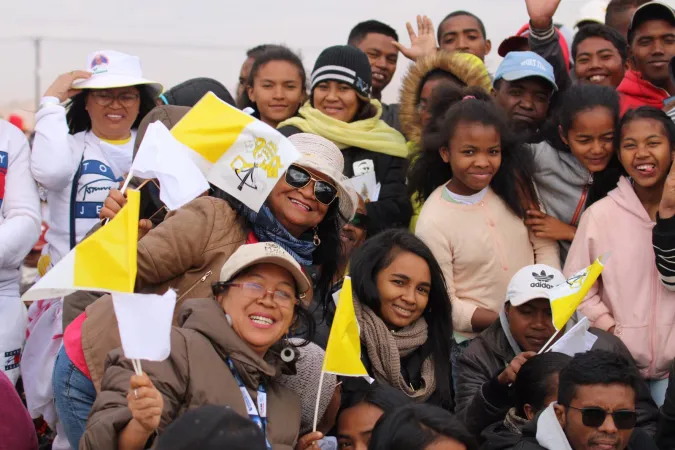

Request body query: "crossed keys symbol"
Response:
[231, 137, 284, 191]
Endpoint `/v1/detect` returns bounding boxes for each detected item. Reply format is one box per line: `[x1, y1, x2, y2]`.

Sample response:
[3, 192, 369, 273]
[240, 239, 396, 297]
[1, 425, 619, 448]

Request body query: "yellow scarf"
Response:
[279, 100, 409, 159]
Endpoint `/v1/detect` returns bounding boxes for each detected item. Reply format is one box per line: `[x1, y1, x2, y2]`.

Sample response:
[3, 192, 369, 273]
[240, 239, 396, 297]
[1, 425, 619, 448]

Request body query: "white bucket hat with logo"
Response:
[72, 50, 163, 96]
[506, 264, 566, 307]
[288, 133, 358, 226]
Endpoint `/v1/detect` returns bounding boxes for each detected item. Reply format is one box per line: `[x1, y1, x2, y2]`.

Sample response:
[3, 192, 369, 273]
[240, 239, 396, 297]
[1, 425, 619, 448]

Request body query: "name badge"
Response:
[353, 159, 375, 176]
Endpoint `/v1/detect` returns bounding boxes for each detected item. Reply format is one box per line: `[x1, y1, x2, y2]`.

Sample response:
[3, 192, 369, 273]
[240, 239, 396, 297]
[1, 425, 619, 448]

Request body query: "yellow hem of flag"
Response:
[322, 277, 372, 381]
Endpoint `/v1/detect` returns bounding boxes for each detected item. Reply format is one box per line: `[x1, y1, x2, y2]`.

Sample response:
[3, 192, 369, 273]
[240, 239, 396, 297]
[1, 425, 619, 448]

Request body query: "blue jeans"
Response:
[53, 345, 97, 449]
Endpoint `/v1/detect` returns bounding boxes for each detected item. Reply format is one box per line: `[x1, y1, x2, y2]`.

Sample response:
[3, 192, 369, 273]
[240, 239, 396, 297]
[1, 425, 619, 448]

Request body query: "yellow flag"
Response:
[22, 190, 140, 301]
[170, 92, 255, 165]
[550, 255, 608, 330]
[323, 277, 371, 379]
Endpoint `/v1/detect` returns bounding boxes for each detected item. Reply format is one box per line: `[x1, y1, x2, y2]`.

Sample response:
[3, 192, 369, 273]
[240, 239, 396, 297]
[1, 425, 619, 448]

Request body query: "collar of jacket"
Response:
[177, 298, 290, 386]
[475, 320, 517, 363]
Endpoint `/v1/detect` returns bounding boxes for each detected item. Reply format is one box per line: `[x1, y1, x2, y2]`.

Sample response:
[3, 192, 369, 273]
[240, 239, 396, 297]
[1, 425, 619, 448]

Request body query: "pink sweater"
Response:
[565, 177, 675, 379]
[415, 187, 560, 338]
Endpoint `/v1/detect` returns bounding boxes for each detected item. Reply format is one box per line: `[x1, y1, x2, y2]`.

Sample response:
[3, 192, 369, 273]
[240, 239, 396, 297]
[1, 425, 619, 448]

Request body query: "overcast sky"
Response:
[1, 0, 674, 113]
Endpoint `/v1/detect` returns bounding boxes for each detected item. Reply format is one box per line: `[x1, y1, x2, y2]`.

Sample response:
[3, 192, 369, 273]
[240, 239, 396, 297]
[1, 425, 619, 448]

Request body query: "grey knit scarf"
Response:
[354, 301, 436, 402]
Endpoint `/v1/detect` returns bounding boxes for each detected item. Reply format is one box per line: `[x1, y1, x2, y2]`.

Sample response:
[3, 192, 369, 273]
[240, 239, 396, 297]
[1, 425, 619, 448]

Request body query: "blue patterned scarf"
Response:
[239, 204, 316, 266]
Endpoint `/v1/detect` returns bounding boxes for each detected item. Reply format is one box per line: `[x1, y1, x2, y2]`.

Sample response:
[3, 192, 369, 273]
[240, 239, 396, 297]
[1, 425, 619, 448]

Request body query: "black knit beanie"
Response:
[311, 45, 372, 99]
[159, 77, 236, 108]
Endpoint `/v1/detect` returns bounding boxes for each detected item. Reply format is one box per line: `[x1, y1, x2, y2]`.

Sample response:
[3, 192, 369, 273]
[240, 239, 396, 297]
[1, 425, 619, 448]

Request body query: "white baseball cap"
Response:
[506, 264, 566, 307]
[72, 50, 163, 96]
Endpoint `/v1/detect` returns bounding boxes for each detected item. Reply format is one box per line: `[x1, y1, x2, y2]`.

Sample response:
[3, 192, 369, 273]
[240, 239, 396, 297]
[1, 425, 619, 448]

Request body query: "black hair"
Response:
[417, 69, 466, 103]
[369, 403, 478, 450]
[541, 83, 622, 207]
[558, 350, 641, 407]
[407, 83, 537, 218]
[605, 0, 650, 29]
[339, 382, 412, 419]
[572, 23, 628, 63]
[65, 85, 156, 135]
[615, 106, 675, 177]
[348, 20, 399, 46]
[242, 45, 307, 118]
[246, 44, 272, 59]
[156, 405, 267, 450]
[617, 106, 675, 150]
[515, 352, 572, 417]
[350, 229, 454, 409]
[437, 10, 487, 43]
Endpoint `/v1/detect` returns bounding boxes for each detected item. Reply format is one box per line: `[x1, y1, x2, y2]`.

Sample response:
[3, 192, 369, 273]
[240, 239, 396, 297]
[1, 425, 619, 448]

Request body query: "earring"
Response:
[280, 334, 296, 363]
[313, 227, 321, 247]
[225, 313, 233, 326]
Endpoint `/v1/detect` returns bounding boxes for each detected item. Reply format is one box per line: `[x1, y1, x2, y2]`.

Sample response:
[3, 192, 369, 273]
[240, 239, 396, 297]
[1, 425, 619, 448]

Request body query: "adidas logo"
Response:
[531, 270, 554, 289]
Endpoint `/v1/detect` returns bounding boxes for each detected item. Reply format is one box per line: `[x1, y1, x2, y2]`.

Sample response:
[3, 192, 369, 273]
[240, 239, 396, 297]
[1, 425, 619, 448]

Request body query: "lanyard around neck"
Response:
[226, 357, 272, 449]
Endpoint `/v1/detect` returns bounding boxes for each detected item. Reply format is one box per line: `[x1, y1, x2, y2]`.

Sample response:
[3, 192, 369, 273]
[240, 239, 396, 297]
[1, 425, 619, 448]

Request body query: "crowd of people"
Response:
[4, 0, 675, 449]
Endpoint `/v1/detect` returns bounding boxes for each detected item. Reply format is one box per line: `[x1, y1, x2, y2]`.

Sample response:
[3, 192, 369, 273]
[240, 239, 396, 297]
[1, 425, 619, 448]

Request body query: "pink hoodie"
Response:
[565, 177, 675, 380]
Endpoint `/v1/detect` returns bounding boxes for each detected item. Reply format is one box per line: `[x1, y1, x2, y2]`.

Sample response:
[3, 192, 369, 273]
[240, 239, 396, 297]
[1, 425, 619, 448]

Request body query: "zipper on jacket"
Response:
[177, 270, 213, 301]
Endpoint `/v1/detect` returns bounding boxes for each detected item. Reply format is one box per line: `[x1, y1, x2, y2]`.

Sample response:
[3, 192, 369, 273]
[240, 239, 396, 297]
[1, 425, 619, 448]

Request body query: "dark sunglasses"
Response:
[349, 212, 369, 229]
[568, 406, 637, 430]
[284, 164, 338, 206]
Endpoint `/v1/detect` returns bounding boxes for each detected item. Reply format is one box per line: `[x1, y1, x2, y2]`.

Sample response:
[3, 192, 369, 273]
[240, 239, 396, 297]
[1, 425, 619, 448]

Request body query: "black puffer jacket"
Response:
[455, 321, 659, 439]
[279, 125, 411, 235]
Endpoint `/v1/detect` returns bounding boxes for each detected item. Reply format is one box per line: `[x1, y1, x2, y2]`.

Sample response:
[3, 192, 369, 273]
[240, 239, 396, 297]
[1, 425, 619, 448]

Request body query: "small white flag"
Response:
[112, 290, 177, 361]
[548, 317, 598, 357]
[131, 122, 209, 210]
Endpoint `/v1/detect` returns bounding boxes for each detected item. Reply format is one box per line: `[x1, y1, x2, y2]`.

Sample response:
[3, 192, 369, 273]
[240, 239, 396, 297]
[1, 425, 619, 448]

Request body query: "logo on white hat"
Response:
[531, 270, 554, 289]
[90, 54, 110, 74]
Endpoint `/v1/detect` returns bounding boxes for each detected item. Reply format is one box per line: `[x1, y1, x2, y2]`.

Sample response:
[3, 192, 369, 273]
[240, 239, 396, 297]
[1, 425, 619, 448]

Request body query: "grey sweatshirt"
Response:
[529, 141, 591, 264]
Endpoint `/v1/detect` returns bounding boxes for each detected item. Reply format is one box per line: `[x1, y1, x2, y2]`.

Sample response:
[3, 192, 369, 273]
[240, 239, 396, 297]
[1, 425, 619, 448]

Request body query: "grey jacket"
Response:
[455, 318, 659, 439]
[529, 141, 591, 264]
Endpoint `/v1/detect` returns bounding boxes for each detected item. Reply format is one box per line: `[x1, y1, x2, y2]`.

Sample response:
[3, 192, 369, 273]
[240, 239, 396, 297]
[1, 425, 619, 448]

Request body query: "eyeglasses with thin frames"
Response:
[212, 281, 298, 308]
[90, 90, 140, 108]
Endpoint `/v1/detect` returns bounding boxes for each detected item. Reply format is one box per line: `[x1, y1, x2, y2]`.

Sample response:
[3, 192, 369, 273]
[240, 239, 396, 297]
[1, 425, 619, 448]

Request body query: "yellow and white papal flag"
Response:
[170, 92, 301, 212]
[22, 190, 140, 301]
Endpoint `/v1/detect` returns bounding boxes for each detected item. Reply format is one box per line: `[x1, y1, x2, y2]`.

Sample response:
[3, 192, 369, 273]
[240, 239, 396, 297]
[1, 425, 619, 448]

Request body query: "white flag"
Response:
[548, 317, 598, 357]
[131, 121, 209, 210]
[112, 290, 177, 361]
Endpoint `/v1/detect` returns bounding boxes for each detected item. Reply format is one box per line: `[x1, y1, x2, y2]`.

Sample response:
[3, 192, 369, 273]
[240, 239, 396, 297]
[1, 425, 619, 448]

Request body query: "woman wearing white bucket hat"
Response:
[31, 50, 161, 271]
[23, 50, 160, 450]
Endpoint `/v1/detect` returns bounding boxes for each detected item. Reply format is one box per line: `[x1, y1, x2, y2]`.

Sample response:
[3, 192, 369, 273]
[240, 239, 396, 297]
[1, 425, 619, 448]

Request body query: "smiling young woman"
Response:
[343, 229, 455, 411]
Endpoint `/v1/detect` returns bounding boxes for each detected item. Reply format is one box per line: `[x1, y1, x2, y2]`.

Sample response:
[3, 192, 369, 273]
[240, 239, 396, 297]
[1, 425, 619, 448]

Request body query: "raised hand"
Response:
[392, 15, 438, 62]
[43, 70, 91, 103]
[525, 209, 577, 241]
[498, 351, 536, 385]
[525, 0, 562, 29]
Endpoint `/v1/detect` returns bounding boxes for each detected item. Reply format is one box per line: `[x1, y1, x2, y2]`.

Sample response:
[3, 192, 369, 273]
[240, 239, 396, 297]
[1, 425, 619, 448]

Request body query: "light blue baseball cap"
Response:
[494, 51, 558, 91]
